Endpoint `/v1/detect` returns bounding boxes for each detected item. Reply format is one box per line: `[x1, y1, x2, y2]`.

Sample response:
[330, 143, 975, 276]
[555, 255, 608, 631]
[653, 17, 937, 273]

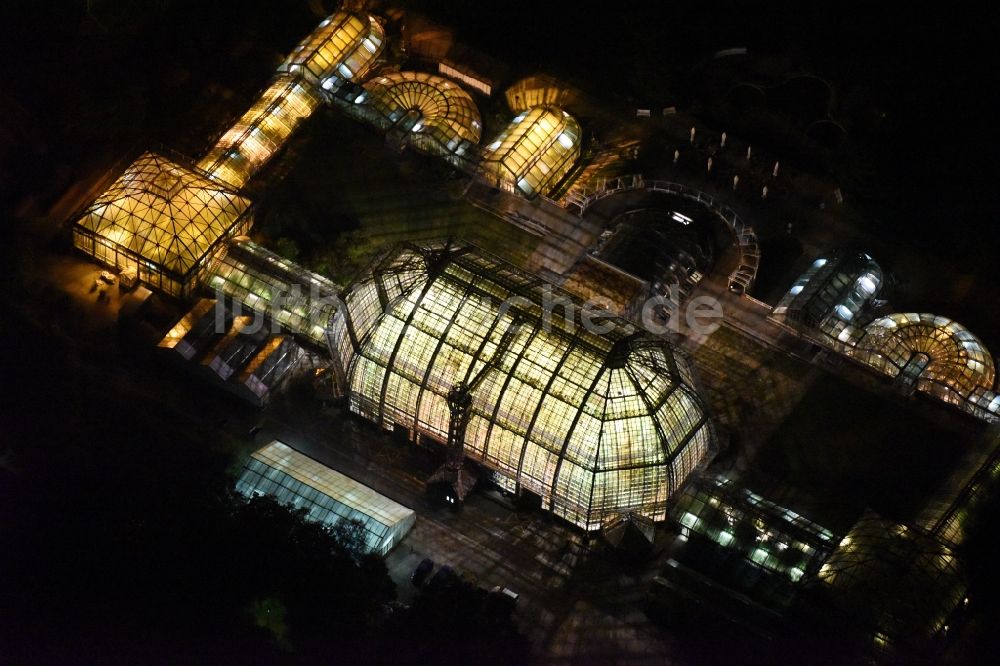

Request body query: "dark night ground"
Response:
[748, 372, 971, 532]
[3, 0, 1000, 662]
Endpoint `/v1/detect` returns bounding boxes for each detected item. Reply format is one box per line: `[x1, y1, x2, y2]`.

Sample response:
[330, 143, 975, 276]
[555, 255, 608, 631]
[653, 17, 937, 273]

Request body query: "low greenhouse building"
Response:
[236, 440, 416, 556]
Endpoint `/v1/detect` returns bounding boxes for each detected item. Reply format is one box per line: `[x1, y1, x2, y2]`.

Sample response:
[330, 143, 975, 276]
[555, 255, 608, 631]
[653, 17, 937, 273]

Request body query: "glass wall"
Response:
[329, 243, 713, 530]
[481, 106, 581, 197]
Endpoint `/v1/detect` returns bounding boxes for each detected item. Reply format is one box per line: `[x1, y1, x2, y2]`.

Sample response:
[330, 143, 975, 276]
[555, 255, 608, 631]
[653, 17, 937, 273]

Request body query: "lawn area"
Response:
[747, 372, 971, 532]
[253, 108, 541, 283]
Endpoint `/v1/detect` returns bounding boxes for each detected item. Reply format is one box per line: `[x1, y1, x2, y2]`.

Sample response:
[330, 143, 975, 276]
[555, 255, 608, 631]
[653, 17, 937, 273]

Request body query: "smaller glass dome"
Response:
[850, 313, 995, 405]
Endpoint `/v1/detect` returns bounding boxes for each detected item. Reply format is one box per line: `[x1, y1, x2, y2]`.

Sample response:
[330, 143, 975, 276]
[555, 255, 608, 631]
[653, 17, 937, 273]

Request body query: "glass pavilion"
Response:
[481, 106, 582, 197]
[671, 475, 837, 584]
[73, 152, 253, 299]
[359, 71, 482, 161]
[199, 11, 384, 189]
[328, 242, 714, 531]
[158, 298, 225, 360]
[236, 441, 416, 556]
[232, 335, 304, 406]
[197, 76, 322, 189]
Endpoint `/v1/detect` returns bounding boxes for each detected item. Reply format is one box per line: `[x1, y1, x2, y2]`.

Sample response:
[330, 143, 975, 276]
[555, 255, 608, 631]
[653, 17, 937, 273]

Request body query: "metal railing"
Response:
[562, 175, 760, 294]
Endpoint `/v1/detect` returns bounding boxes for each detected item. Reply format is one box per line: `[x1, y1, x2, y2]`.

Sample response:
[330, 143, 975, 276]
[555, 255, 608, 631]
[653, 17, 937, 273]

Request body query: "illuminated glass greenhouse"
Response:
[773, 252, 882, 343]
[359, 71, 482, 160]
[236, 441, 416, 556]
[816, 511, 967, 654]
[158, 298, 224, 360]
[197, 76, 321, 189]
[671, 475, 836, 584]
[206, 238, 340, 347]
[847, 313, 996, 408]
[278, 11, 384, 86]
[73, 152, 253, 298]
[328, 243, 714, 531]
[481, 106, 581, 197]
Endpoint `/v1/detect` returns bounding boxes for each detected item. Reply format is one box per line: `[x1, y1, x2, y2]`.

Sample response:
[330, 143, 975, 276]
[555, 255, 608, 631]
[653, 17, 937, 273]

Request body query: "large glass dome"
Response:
[328, 243, 714, 530]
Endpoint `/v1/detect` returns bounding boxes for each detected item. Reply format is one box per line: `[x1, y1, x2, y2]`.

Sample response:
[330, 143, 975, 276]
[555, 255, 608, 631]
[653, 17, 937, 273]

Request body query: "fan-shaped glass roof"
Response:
[360, 71, 482, 159]
[817, 511, 966, 651]
[328, 242, 713, 530]
[278, 12, 384, 85]
[848, 313, 995, 406]
[481, 106, 581, 197]
[198, 76, 321, 189]
[74, 152, 251, 295]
